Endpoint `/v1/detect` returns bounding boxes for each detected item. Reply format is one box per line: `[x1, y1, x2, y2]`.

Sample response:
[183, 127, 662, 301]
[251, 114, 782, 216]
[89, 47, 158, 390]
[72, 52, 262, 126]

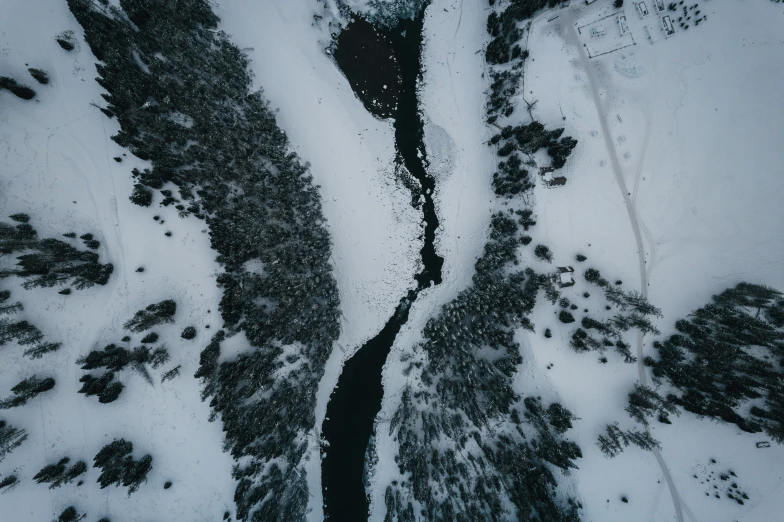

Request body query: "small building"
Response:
[585, 0, 597, 4]
[542, 171, 567, 188]
[661, 15, 675, 36]
[556, 266, 575, 288]
[591, 26, 607, 38]
[654, 0, 666, 12]
[548, 176, 567, 187]
[756, 441, 771, 448]
[618, 14, 630, 35]
[637, 1, 650, 18]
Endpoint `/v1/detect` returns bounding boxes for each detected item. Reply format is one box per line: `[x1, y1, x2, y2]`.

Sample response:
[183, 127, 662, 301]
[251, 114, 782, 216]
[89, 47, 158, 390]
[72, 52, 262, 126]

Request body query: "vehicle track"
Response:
[561, 8, 694, 522]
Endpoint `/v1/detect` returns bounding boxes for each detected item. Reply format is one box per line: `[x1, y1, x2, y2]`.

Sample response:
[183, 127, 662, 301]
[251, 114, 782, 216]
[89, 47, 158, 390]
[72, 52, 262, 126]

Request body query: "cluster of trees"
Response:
[567, 268, 662, 362]
[0, 76, 36, 100]
[67, 0, 341, 518]
[1, 288, 61, 358]
[34, 457, 87, 489]
[93, 438, 152, 495]
[385, 214, 581, 521]
[596, 422, 660, 458]
[0, 474, 18, 490]
[0, 375, 55, 409]
[76, 300, 179, 403]
[485, 0, 568, 120]
[490, 123, 577, 196]
[54, 507, 86, 522]
[123, 300, 176, 332]
[643, 283, 784, 441]
[485, 0, 577, 197]
[0, 216, 113, 290]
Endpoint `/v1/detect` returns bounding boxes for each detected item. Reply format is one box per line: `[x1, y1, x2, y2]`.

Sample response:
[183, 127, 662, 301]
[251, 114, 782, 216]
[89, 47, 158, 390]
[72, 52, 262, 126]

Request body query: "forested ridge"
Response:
[66, 0, 341, 519]
[381, 1, 583, 521]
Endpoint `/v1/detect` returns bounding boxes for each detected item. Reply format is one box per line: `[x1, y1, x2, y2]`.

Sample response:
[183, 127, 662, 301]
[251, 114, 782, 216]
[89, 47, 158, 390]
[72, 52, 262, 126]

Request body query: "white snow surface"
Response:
[0, 1, 235, 520]
[3, 0, 784, 520]
[369, 0, 497, 518]
[521, 0, 784, 521]
[213, 0, 425, 518]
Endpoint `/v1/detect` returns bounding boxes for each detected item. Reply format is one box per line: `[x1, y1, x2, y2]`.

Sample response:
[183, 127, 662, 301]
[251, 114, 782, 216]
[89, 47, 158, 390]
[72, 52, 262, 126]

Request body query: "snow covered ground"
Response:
[0, 1, 235, 519]
[522, 0, 784, 520]
[212, 0, 430, 518]
[3, 0, 784, 520]
[368, 0, 498, 518]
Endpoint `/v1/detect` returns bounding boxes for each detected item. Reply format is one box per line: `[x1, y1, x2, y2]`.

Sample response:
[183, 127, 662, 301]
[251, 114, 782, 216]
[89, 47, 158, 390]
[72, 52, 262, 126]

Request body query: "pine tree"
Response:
[0, 319, 43, 346]
[123, 300, 176, 332]
[0, 375, 55, 408]
[54, 506, 86, 522]
[0, 420, 27, 462]
[23, 342, 62, 359]
[0, 474, 18, 490]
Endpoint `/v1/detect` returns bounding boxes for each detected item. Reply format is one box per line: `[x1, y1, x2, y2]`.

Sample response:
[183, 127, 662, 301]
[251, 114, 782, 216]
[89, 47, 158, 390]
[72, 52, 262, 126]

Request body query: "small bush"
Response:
[575, 254, 587, 262]
[534, 244, 553, 263]
[163, 481, 172, 489]
[559, 310, 575, 324]
[58, 288, 72, 295]
[56, 31, 76, 51]
[141, 332, 159, 344]
[9, 213, 30, 223]
[130, 184, 153, 207]
[181, 326, 196, 340]
[544, 328, 552, 338]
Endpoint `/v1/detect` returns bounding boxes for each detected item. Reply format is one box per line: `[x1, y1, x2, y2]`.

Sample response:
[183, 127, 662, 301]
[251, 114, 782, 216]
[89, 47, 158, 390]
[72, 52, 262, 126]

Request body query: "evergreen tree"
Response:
[23, 342, 62, 359]
[0, 375, 55, 409]
[54, 506, 86, 522]
[645, 283, 784, 440]
[0, 319, 43, 346]
[34, 457, 87, 489]
[123, 300, 176, 332]
[0, 474, 18, 490]
[94, 438, 150, 494]
[0, 420, 27, 462]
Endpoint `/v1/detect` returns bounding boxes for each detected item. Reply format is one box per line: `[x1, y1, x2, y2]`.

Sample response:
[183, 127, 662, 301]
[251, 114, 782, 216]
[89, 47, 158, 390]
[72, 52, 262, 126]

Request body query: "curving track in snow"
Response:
[561, 7, 695, 522]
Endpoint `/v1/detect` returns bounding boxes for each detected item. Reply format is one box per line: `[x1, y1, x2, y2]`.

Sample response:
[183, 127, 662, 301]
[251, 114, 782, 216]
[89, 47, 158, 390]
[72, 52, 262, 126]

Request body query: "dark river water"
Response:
[321, 11, 443, 522]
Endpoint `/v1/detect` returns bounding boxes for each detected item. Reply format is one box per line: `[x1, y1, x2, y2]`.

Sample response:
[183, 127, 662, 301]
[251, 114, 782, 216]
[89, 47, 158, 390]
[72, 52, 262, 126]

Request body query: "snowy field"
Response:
[0, 1, 235, 519]
[3, 0, 784, 520]
[522, 0, 784, 520]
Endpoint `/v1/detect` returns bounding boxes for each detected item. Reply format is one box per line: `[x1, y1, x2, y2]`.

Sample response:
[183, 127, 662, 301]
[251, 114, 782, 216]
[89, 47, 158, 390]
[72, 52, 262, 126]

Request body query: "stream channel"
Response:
[321, 11, 442, 522]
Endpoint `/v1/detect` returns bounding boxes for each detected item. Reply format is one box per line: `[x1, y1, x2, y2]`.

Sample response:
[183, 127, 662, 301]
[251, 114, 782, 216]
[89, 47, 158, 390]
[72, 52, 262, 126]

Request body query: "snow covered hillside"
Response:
[1, 2, 235, 520]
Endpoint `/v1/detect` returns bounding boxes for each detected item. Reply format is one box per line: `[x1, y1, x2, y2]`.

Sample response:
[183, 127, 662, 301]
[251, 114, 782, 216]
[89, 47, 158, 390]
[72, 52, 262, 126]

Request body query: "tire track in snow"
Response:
[561, 8, 694, 522]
